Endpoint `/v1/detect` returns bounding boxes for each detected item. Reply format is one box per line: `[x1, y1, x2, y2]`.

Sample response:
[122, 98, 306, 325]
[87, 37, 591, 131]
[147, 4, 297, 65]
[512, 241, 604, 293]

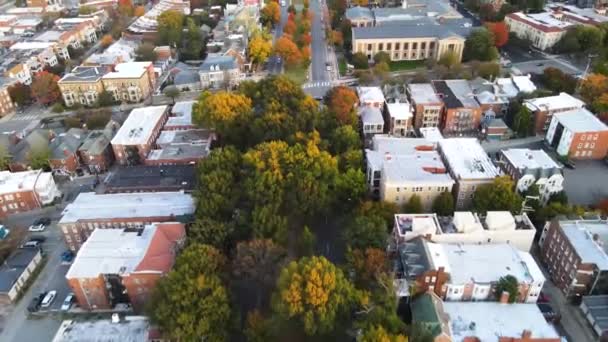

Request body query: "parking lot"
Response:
[562, 159, 608, 207]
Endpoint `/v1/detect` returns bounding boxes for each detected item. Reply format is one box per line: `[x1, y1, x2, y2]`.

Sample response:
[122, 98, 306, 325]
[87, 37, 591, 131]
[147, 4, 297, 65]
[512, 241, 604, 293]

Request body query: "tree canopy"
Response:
[463, 28, 498, 62]
[495, 275, 519, 303]
[31, 71, 60, 105]
[473, 176, 522, 214]
[157, 10, 185, 46]
[432, 191, 455, 216]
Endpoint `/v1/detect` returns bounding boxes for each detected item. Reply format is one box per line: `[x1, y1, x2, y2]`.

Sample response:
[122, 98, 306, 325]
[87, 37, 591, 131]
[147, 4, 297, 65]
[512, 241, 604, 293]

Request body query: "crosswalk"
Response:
[302, 81, 333, 89]
[10, 113, 42, 121]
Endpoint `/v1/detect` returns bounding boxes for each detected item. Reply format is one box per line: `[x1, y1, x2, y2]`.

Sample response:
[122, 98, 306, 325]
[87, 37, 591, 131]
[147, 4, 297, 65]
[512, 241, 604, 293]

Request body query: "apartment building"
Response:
[545, 108, 608, 159]
[198, 55, 241, 89]
[523, 92, 585, 134]
[101, 62, 156, 103]
[66, 223, 185, 312]
[111, 106, 169, 165]
[84, 38, 138, 66]
[58, 66, 108, 107]
[412, 292, 561, 342]
[0, 170, 61, 219]
[432, 80, 482, 135]
[0, 77, 15, 117]
[396, 238, 545, 303]
[352, 17, 471, 63]
[392, 211, 536, 252]
[407, 83, 443, 129]
[505, 12, 570, 50]
[357, 86, 385, 108]
[539, 219, 608, 298]
[438, 138, 500, 209]
[500, 148, 563, 203]
[385, 101, 413, 136]
[58, 191, 195, 251]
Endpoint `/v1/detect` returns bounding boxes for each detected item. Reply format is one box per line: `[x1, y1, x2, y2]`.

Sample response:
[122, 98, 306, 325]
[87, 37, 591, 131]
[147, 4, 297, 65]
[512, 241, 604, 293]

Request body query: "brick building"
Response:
[58, 191, 194, 251]
[78, 129, 115, 174]
[395, 237, 544, 303]
[545, 108, 608, 160]
[523, 92, 585, 134]
[0, 170, 60, 219]
[539, 219, 608, 298]
[432, 80, 482, 135]
[111, 106, 169, 165]
[407, 83, 443, 129]
[102, 165, 196, 193]
[66, 222, 185, 312]
[48, 128, 86, 176]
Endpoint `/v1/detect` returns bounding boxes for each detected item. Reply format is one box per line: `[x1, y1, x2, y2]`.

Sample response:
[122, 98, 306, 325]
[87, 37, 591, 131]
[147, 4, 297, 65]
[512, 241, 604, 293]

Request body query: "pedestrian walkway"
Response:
[302, 81, 333, 89]
[9, 113, 42, 121]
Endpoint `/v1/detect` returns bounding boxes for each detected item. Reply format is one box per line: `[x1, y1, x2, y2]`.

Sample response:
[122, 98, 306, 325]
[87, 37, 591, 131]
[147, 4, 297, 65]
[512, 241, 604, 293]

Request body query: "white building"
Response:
[505, 12, 570, 50]
[359, 106, 384, 136]
[357, 86, 385, 108]
[545, 108, 608, 159]
[0, 170, 61, 213]
[386, 101, 413, 136]
[198, 55, 241, 89]
[438, 138, 500, 209]
[500, 148, 563, 203]
[392, 211, 536, 252]
[426, 241, 545, 302]
[111, 105, 168, 164]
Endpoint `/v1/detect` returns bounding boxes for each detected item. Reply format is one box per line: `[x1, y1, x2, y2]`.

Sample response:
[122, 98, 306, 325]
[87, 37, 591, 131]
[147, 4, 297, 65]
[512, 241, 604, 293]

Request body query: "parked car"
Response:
[537, 303, 560, 323]
[28, 236, 46, 243]
[41, 290, 57, 308]
[21, 241, 41, 249]
[27, 292, 46, 313]
[61, 293, 74, 311]
[61, 250, 74, 264]
[28, 218, 50, 232]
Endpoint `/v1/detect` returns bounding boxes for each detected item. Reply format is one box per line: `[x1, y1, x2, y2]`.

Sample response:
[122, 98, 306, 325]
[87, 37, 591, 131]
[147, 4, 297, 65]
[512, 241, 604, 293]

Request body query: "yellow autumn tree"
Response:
[193, 90, 252, 129]
[248, 34, 273, 69]
[361, 325, 408, 342]
[272, 256, 357, 335]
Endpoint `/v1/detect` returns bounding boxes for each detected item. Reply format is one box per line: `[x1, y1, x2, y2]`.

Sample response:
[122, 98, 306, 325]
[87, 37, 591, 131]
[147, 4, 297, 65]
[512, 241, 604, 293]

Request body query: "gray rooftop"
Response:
[49, 128, 86, 159]
[79, 130, 113, 156]
[51, 317, 151, 342]
[408, 83, 441, 104]
[559, 220, 608, 271]
[581, 295, 608, 334]
[353, 17, 472, 40]
[345, 6, 373, 21]
[59, 66, 107, 83]
[359, 106, 384, 125]
[174, 69, 199, 86]
[0, 248, 40, 293]
[103, 165, 196, 193]
[554, 108, 608, 133]
[199, 55, 237, 72]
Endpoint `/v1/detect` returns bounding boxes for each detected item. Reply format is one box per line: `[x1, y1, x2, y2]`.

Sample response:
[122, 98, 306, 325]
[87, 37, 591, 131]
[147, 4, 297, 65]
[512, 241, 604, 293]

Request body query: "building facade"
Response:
[101, 62, 156, 103]
[0, 170, 60, 219]
[505, 12, 568, 50]
[58, 66, 107, 107]
[385, 102, 413, 136]
[524, 92, 585, 134]
[432, 80, 483, 135]
[407, 83, 443, 129]
[198, 55, 241, 89]
[0, 248, 42, 303]
[545, 108, 608, 159]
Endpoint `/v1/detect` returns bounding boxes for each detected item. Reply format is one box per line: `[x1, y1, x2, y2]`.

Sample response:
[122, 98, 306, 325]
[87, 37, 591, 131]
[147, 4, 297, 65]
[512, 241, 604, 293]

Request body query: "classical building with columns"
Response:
[351, 18, 472, 63]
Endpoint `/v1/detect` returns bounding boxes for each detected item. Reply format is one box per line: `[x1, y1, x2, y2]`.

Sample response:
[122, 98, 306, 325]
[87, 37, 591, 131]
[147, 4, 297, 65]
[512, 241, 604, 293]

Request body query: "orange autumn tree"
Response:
[274, 36, 301, 67]
[261, 1, 281, 27]
[134, 5, 146, 17]
[31, 71, 60, 105]
[324, 86, 359, 125]
[486, 21, 509, 47]
[283, 20, 297, 35]
[100, 34, 113, 48]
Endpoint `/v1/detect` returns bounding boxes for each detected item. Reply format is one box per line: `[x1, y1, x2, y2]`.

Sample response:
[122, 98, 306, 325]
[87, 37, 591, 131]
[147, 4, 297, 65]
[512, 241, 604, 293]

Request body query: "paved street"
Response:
[268, 4, 289, 75]
[562, 160, 608, 207]
[310, 0, 330, 83]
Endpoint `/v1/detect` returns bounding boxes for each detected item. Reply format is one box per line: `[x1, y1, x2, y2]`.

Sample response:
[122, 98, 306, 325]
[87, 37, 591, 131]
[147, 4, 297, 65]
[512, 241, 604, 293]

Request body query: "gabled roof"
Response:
[49, 128, 86, 159]
[199, 55, 237, 72]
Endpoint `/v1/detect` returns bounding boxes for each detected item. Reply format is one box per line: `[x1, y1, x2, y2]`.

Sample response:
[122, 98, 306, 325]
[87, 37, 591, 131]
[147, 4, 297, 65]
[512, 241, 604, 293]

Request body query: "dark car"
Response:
[537, 303, 560, 323]
[563, 160, 576, 169]
[27, 292, 46, 313]
[61, 250, 74, 264]
[28, 236, 46, 243]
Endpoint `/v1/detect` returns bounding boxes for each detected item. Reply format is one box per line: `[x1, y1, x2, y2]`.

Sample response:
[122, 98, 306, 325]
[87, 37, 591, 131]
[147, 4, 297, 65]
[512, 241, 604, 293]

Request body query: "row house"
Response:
[198, 55, 241, 89]
[0, 77, 15, 118]
[78, 128, 115, 174]
[48, 128, 87, 176]
[0, 170, 61, 219]
[396, 237, 545, 303]
[101, 62, 156, 103]
[407, 83, 443, 129]
[58, 191, 195, 251]
[432, 80, 482, 135]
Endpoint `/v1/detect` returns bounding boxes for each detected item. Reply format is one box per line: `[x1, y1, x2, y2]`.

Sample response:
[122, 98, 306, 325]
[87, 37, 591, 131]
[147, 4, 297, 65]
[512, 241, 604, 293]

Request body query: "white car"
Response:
[280, 0, 286, 6]
[61, 293, 74, 311]
[28, 224, 45, 232]
[41, 290, 57, 308]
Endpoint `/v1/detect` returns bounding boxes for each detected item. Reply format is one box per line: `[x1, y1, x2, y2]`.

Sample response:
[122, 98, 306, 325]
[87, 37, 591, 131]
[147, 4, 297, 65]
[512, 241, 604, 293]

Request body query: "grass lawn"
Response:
[389, 60, 425, 71]
[285, 66, 308, 84]
[338, 57, 347, 76]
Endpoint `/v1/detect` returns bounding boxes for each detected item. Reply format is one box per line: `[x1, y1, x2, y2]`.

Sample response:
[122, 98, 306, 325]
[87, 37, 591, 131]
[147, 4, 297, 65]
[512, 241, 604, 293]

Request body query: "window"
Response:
[387, 43, 392, 50]
[578, 143, 583, 148]
[430, 42, 435, 49]
[412, 42, 417, 49]
[395, 42, 400, 50]
[395, 196, 399, 201]
[421, 42, 426, 49]
[367, 44, 372, 51]
[378, 43, 383, 50]
[404, 43, 409, 50]
[396, 187, 400, 192]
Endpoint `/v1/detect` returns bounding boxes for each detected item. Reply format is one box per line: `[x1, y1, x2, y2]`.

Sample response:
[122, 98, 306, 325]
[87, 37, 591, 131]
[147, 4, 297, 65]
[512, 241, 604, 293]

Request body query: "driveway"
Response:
[562, 159, 608, 207]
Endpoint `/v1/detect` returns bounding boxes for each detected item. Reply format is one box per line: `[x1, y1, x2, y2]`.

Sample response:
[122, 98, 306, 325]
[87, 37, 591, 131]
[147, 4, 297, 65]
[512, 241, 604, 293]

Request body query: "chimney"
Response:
[499, 291, 510, 304]
[521, 330, 532, 339]
[384, 152, 392, 161]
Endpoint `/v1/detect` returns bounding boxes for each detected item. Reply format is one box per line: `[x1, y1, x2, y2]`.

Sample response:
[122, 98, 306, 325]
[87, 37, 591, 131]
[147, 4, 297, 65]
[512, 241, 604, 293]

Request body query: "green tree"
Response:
[403, 194, 423, 213]
[356, 201, 399, 230]
[432, 191, 454, 216]
[157, 10, 185, 46]
[373, 51, 391, 65]
[97, 90, 116, 107]
[476, 62, 501, 79]
[344, 215, 387, 250]
[147, 244, 231, 341]
[183, 18, 203, 59]
[78, 5, 94, 15]
[494, 275, 519, 303]
[193, 91, 253, 146]
[245, 310, 273, 342]
[513, 105, 532, 137]
[272, 256, 357, 336]
[330, 125, 360, 154]
[7, 83, 31, 106]
[473, 176, 522, 214]
[163, 85, 180, 104]
[438, 51, 460, 68]
[135, 42, 158, 62]
[541, 67, 577, 94]
[189, 217, 235, 251]
[352, 52, 369, 69]
[0, 145, 11, 170]
[298, 226, 316, 257]
[360, 325, 407, 342]
[51, 103, 64, 113]
[28, 147, 50, 171]
[463, 28, 498, 62]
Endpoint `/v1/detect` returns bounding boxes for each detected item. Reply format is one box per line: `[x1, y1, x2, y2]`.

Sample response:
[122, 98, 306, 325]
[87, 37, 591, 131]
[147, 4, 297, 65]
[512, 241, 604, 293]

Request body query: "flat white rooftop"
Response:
[9, 41, 55, 50]
[357, 86, 385, 103]
[524, 92, 584, 112]
[386, 102, 413, 120]
[111, 106, 167, 145]
[443, 302, 560, 341]
[502, 148, 560, 170]
[59, 191, 195, 224]
[52, 317, 151, 342]
[438, 138, 500, 180]
[166, 100, 195, 127]
[554, 108, 608, 133]
[102, 61, 151, 79]
[408, 83, 441, 104]
[419, 127, 444, 142]
[0, 170, 51, 194]
[383, 152, 454, 186]
[359, 106, 384, 125]
[428, 242, 544, 284]
[366, 136, 437, 170]
[560, 220, 608, 271]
